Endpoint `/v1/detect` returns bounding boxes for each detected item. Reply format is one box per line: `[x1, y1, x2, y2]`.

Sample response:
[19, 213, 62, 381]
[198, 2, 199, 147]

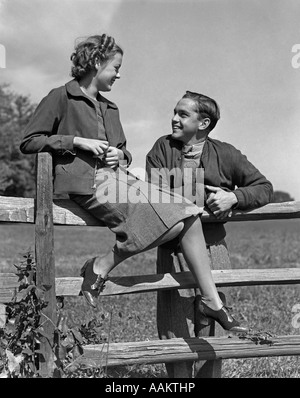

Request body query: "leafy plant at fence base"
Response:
[0, 251, 47, 377]
[0, 251, 108, 378]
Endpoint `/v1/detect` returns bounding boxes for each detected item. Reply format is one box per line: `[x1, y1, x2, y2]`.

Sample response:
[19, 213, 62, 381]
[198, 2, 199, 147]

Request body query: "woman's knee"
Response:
[167, 221, 185, 240]
[183, 215, 201, 231]
[170, 217, 199, 240]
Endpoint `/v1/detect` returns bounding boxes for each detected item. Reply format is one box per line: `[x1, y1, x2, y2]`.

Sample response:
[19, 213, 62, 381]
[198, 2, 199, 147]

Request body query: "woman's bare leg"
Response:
[92, 221, 185, 276]
[84, 216, 246, 331]
[177, 216, 223, 310]
[92, 216, 222, 310]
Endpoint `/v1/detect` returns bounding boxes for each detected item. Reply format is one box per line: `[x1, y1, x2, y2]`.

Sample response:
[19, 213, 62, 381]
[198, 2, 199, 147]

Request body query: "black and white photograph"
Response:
[0, 0, 300, 380]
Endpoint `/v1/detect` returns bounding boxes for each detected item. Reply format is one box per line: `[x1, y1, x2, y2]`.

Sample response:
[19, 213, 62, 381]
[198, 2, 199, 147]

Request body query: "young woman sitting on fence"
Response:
[20, 33, 247, 333]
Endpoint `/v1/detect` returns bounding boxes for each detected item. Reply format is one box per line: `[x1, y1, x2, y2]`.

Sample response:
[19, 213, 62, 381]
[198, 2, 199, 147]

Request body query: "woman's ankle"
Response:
[93, 254, 114, 277]
[201, 296, 223, 311]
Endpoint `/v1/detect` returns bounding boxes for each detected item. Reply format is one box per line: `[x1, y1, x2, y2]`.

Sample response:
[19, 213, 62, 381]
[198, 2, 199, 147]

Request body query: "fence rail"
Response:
[0, 152, 300, 377]
[1, 195, 300, 225]
[79, 335, 300, 368]
[2, 267, 300, 303]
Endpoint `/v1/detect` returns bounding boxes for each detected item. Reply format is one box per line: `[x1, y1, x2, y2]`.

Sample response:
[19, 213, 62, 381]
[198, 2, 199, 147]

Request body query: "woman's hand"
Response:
[73, 137, 109, 156]
[103, 146, 124, 169]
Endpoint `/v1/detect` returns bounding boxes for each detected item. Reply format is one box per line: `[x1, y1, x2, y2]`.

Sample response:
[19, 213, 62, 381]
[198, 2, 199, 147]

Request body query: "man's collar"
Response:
[182, 140, 206, 155]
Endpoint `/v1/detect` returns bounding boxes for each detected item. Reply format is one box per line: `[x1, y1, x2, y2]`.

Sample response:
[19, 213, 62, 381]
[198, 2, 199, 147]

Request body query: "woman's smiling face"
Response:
[95, 52, 123, 92]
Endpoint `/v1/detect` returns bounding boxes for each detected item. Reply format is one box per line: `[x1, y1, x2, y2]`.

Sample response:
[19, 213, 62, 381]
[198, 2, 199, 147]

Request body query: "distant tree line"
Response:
[0, 84, 36, 198]
[271, 190, 294, 203]
[0, 83, 296, 202]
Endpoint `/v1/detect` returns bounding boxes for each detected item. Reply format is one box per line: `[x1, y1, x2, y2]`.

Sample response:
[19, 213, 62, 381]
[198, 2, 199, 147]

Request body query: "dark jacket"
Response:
[20, 79, 132, 194]
[146, 134, 273, 244]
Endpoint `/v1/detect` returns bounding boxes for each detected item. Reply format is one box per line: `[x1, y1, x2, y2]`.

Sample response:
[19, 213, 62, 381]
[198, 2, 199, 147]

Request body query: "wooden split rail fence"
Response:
[1, 152, 300, 377]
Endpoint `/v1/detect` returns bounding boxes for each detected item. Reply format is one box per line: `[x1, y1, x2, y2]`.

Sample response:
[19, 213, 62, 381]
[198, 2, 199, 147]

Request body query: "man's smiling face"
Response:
[171, 98, 203, 145]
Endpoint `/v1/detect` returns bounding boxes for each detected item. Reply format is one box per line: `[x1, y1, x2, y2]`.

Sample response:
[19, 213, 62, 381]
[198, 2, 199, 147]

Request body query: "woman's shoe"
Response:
[80, 257, 108, 308]
[199, 301, 248, 333]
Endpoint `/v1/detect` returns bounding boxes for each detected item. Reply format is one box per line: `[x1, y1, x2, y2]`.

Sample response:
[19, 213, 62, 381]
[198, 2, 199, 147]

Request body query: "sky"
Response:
[1, 0, 300, 199]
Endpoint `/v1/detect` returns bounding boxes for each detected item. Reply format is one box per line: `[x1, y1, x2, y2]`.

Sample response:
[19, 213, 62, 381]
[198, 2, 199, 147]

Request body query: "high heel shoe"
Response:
[199, 301, 248, 333]
[80, 257, 108, 308]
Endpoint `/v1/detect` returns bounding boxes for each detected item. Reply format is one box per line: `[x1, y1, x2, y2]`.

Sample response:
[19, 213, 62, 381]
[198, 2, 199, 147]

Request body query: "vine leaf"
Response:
[6, 349, 23, 373]
[0, 370, 8, 378]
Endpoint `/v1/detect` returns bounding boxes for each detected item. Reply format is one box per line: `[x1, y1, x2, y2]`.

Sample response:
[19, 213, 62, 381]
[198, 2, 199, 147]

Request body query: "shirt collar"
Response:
[65, 79, 118, 109]
[182, 140, 205, 156]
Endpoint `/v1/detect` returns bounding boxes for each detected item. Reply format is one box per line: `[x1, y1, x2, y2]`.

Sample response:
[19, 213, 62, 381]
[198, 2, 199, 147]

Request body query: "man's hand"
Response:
[205, 185, 238, 219]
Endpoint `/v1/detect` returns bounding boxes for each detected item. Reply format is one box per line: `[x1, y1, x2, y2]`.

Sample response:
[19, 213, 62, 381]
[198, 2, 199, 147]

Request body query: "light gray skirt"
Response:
[70, 166, 202, 261]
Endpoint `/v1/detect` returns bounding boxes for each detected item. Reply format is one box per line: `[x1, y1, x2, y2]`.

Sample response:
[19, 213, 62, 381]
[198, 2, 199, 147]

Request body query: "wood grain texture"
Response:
[79, 335, 300, 367]
[35, 153, 57, 377]
[1, 196, 300, 225]
[2, 268, 300, 303]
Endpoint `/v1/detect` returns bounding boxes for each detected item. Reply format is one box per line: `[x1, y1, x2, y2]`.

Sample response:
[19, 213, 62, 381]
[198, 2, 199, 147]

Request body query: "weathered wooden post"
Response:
[193, 244, 231, 378]
[157, 246, 229, 378]
[35, 152, 57, 377]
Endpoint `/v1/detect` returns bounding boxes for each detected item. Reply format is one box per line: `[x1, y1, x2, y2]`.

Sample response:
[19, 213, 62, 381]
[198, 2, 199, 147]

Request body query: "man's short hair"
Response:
[183, 91, 220, 132]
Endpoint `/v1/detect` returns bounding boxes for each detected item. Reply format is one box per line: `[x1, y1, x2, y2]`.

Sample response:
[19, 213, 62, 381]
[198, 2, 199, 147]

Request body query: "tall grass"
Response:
[1, 219, 300, 377]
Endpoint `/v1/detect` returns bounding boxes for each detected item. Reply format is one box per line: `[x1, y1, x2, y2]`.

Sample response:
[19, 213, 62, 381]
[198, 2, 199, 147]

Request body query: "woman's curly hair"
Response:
[70, 34, 123, 80]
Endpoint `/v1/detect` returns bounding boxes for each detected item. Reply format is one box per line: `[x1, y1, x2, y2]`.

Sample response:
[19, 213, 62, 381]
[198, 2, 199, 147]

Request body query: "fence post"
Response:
[193, 244, 232, 378]
[35, 152, 57, 377]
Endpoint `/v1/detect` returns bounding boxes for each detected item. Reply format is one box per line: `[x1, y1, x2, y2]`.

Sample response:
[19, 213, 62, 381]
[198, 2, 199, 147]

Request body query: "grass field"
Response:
[1, 219, 300, 378]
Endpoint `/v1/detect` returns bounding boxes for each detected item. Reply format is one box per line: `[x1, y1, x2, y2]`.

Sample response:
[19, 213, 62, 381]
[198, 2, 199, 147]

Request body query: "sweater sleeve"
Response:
[20, 88, 76, 156]
[231, 147, 273, 209]
[120, 146, 132, 167]
[145, 141, 172, 190]
[115, 123, 132, 167]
